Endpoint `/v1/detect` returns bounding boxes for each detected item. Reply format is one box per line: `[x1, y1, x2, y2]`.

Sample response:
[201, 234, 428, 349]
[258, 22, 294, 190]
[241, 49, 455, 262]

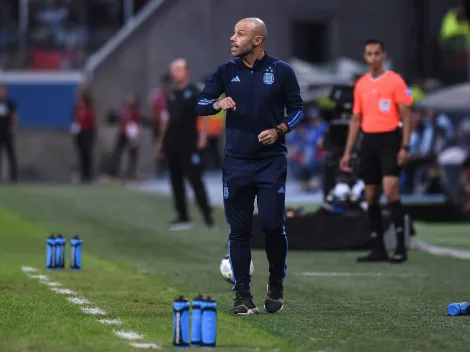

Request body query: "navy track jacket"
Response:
[195, 53, 304, 159]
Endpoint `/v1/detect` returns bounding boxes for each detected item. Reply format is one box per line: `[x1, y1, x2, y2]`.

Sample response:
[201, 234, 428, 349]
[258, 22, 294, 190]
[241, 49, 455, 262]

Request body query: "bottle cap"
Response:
[57, 234, 63, 239]
[205, 296, 216, 303]
[48, 234, 56, 239]
[175, 296, 187, 302]
[193, 295, 203, 301]
[448, 303, 461, 316]
[73, 235, 81, 240]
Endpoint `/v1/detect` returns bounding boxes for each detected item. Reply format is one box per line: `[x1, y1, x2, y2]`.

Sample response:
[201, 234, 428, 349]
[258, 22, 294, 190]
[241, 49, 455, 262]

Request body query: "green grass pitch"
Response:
[1, 185, 470, 351]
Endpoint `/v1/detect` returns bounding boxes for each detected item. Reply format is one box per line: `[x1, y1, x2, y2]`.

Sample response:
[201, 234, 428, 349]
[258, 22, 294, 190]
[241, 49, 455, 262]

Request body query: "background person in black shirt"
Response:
[156, 58, 214, 231]
[0, 84, 18, 183]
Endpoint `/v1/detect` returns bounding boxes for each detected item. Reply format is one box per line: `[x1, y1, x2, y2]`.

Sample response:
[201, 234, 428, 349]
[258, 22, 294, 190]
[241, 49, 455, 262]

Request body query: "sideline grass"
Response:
[1, 185, 470, 351]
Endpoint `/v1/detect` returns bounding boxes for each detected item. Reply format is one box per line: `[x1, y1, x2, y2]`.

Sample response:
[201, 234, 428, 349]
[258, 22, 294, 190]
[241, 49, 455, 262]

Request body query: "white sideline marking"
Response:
[114, 330, 144, 340]
[412, 240, 470, 260]
[21, 267, 151, 343]
[81, 307, 106, 315]
[298, 272, 428, 278]
[129, 342, 160, 349]
[98, 319, 122, 325]
[51, 288, 76, 295]
[43, 281, 61, 287]
[67, 297, 90, 305]
[21, 266, 38, 273]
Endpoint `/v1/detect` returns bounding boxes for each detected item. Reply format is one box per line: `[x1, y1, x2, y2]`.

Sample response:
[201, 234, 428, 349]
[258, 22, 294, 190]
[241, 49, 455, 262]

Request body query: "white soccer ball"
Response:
[219, 256, 254, 284]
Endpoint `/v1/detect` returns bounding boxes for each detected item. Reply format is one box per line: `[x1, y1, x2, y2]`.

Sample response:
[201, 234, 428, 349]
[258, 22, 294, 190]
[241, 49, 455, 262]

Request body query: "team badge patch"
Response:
[191, 154, 200, 165]
[263, 67, 275, 85]
[223, 183, 229, 199]
[379, 99, 391, 113]
[184, 89, 192, 99]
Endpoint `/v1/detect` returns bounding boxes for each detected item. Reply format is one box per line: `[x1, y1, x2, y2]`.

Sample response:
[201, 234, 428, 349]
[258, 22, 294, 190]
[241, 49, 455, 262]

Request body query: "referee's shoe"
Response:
[357, 233, 389, 262]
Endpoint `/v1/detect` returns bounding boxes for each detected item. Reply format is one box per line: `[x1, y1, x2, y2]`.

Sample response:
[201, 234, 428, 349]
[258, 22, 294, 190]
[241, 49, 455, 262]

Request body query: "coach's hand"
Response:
[397, 148, 409, 166]
[213, 97, 236, 111]
[258, 128, 278, 145]
[339, 153, 352, 172]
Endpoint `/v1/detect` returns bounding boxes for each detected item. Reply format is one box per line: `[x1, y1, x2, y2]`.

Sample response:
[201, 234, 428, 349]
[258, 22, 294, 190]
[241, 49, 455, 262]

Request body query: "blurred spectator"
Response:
[0, 84, 18, 183]
[110, 93, 142, 180]
[287, 107, 327, 191]
[459, 156, 470, 216]
[148, 73, 172, 178]
[457, 115, 470, 148]
[71, 90, 96, 183]
[440, 1, 470, 44]
[0, 0, 150, 70]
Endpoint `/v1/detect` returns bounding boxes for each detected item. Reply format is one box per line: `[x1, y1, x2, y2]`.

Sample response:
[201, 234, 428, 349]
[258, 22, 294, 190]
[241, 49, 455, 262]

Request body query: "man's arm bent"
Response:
[280, 64, 304, 134]
[398, 104, 412, 147]
[196, 66, 225, 116]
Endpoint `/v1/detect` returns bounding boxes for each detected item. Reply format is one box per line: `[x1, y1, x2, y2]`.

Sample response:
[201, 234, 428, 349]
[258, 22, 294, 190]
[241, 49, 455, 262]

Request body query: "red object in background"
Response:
[74, 106, 96, 131]
[31, 49, 62, 70]
[120, 107, 141, 132]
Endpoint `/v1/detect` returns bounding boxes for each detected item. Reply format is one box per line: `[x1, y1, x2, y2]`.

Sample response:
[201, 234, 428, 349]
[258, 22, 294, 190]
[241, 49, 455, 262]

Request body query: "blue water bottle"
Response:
[70, 235, 82, 270]
[201, 296, 217, 348]
[55, 234, 66, 269]
[173, 296, 190, 348]
[46, 235, 57, 270]
[448, 302, 468, 316]
[191, 295, 203, 347]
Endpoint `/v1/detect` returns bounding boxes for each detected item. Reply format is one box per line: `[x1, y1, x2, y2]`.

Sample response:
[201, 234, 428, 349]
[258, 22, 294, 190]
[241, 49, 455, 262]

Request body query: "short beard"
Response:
[235, 45, 255, 58]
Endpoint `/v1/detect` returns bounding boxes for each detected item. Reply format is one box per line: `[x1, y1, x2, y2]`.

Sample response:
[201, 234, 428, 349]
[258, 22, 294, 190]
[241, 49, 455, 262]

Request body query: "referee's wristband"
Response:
[401, 145, 410, 152]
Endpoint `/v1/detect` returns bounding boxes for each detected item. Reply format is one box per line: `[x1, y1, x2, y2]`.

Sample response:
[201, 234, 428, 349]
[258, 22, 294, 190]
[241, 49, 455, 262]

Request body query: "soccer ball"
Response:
[219, 256, 254, 284]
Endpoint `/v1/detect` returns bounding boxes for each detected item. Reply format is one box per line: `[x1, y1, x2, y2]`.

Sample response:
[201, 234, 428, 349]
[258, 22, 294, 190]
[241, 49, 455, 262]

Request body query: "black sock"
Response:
[389, 200, 405, 251]
[367, 203, 384, 238]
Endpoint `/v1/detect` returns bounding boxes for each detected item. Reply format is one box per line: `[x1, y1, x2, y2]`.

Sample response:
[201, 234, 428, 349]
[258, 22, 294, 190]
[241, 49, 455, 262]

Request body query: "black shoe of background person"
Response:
[389, 248, 408, 263]
[264, 283, 284, 313]
[357, 236, 389, 262]
[229, 292, 259, 315]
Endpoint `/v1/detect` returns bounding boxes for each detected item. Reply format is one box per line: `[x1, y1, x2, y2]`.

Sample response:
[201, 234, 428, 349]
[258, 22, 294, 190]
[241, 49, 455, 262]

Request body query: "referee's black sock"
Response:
[389, 200, 405, 251]
[367, 203, 384, 238]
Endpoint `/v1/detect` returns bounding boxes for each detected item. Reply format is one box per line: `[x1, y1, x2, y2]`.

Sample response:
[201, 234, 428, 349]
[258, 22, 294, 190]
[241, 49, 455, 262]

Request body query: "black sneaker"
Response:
[229, 292, 259, 315]
[264, 283, 284, 313]
[389, 248, 408, 263]
[168, 219, 192, 231]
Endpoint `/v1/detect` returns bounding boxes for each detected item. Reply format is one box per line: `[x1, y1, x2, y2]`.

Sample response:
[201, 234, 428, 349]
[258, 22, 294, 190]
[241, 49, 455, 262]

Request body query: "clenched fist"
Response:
[213, 97, 236, 111]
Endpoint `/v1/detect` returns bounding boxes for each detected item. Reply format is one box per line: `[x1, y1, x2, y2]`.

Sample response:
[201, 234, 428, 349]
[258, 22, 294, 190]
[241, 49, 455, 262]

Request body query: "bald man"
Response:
[157, 58, 214, 231]
[196, 18, 304, 314]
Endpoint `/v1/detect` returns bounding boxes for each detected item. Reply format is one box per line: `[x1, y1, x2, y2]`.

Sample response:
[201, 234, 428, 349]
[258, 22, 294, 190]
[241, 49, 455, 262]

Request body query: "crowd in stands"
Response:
[0, 0, 149, 70]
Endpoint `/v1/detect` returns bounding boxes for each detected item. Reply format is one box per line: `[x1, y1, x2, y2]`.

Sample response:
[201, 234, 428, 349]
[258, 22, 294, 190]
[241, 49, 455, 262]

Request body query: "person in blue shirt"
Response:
[196, 17, 303, 315]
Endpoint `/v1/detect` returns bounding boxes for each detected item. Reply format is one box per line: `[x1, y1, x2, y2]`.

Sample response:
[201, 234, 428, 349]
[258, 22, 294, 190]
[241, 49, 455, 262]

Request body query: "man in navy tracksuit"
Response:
[196, 18, 303, 315]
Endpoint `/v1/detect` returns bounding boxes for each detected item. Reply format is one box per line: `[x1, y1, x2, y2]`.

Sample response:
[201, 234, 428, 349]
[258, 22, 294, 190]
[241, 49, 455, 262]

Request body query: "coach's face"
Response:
[364, 44, 385, 69]
[230, 20, 261, 57]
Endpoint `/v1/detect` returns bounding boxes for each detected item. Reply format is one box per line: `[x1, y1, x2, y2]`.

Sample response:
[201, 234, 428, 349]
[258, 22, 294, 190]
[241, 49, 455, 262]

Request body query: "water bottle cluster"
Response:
[448, 302, 470, 316]
[173, 295, 217, 348]
[46, 234, 82, 270]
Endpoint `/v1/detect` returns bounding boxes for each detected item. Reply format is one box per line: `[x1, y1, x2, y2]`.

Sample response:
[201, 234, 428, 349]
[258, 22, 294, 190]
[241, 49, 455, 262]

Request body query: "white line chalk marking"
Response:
[412, 240, 470, 260]
[29, 274, 50, 280]
[51, 288, 76, 295]
[67, 297, 90, 305]
[114, 330, 144, 340]
[81, 307, 106, 315]
[98, 319, 122, 325]
[129, 342, 160, 349]
[21, 266, 38, 273]
[298, 272, 428, 278]
[43, 281, 61, 287]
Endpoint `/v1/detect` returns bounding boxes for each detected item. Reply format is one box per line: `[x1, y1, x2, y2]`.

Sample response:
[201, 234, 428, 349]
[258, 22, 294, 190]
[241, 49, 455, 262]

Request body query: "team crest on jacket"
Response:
[263, 67, 275, 85]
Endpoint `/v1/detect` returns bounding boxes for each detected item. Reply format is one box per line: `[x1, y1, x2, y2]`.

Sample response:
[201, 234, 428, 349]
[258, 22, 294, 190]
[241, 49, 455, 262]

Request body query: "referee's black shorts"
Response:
[359, 129, 401, 185]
